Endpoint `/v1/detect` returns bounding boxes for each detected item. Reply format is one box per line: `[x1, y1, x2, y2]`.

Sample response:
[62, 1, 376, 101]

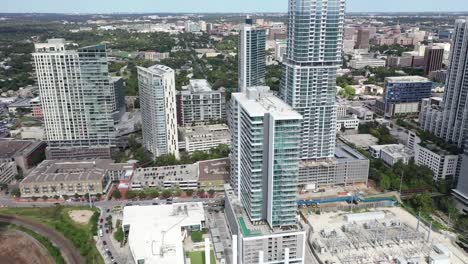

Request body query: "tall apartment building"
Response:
[110, 77, 126, 122]
[355, 28, 370, 50]
[238, 19, 266, 92]
[280, 0, 346, 160]
[137, 65, 179, 159]
[228, 86, 305, 264]
[445, 19, 468, 206]
[424, 46, 444, 75]
[176, 79, 226, 126]
[33, 39, 116, 159]
[230, 86, 302, 228]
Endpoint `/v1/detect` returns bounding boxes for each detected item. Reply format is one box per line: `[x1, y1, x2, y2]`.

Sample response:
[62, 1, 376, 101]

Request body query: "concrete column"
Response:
[232, 235, 238, 264]
[284, 248, 290, 264]
[258, 250, 264, 264]
[205, 238, 210, 264]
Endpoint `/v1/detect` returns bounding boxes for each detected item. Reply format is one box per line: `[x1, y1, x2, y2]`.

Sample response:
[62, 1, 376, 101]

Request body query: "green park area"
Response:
[0, 206, 103, 264]
[188, 250, 216, 264]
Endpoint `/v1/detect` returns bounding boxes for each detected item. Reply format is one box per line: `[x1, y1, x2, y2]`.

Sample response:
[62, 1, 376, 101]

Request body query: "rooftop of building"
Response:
[138, 64, 174, 75]
[134, 163, 199, 183]
[21, 159, 128, 184]
[300, 143, 369, 167]
[181, 79, 213, 93]
[379, 144, 414, 158]
[232, 86, 302, 120]
[198, 158, 230, 182]
[225, 184, 303, 237]
[179, 124, 230, 141]
[122, 203, 205, 264]
[385, 75, 431, 83]
[340, 134, 379, 149]
[0, 140, 43, 159]
[110, 76, 123, 83]
[7, 98, 32, 108]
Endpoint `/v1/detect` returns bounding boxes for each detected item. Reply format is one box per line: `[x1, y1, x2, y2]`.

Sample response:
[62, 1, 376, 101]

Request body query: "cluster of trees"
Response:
[370, 160, 434, 192]
[338, 85, 356, 99]
[337, 75, 357, 88]
[154, 144, 230, 167]
[125, 188, 215, 200]
[370, 44, 414, 56]
[358, 121, 398, 144]
[266, 64, 282, 91]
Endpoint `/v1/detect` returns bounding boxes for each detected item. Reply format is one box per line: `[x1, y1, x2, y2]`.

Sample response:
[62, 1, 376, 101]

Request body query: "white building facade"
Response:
[137, 65, 179, 158]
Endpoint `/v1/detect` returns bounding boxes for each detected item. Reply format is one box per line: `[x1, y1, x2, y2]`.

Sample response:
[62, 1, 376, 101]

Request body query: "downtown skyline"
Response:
[2, 0, 468, 14]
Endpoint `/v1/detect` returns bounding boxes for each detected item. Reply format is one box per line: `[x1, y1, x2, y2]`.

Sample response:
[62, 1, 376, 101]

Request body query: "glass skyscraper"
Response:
[230, 87, 302, 228]
[280, 0, 346, 159]
[33, 39, 116, 159]
[238, 20, 267, 92]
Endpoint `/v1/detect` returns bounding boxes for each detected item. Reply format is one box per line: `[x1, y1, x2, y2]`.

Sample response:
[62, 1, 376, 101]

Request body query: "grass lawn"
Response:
[0, 206, 103, 264]
[188, 250, 216, 264]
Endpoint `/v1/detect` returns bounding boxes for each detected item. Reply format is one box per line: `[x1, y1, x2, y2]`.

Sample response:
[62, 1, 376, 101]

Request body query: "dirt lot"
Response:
[68, 209, 93, 225]
[0, 229, 53, 264]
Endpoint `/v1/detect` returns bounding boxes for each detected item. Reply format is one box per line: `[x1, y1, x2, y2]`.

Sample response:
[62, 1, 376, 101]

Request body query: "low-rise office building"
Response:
[408, 131, 459, 181]
[179, 124, 230, 154]
[370, 144, 414, 166]
[336, 116, 360, 132]
[380, 76, 433, 117]
[299, 144, 369, 187]
[348, 106, 374, 121]
[19, 159, 133, 198]
[176, 79, 226, 126]
[131, 158, 230, 191]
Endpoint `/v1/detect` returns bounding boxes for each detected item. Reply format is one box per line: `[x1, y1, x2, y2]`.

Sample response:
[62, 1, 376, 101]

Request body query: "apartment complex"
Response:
[238, 19, 267, 92]
[280, 0, 345, 160]
[230, 86, 302, 228]
[176, 79, 226, 126]
[19, 159, 133, 198]
[137, 65, 179, 158]
[33, 39, 116, 159]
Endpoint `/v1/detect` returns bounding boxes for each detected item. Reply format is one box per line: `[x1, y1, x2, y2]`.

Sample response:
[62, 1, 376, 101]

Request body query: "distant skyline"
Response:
[1, 0, 468, 14]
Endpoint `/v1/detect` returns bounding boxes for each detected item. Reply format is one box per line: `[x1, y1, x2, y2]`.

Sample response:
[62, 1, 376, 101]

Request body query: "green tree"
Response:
[186, 189, 194, 196]
[154, 154, 180, 166]
[208, 189, 216, 197]
[10, 188, 21, 197]
[111, 189, 122, 200]
[197, 189, 205, 197]
[161, 189, 173, 199]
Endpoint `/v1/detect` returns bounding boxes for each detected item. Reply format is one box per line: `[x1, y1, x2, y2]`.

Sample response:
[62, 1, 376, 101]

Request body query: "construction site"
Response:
[307, 207, 467, 264]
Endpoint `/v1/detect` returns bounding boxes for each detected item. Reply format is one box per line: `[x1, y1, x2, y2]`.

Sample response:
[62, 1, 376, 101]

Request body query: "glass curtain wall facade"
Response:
[33, 41, 115, 149]
[230, 87, 302, 228]
[280, 0, 345, 159]
[239, 23, 267, 92]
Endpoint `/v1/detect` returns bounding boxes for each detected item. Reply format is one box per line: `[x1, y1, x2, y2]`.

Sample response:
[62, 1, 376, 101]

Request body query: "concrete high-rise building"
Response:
[238, 19, 266, 92]
[280, 0, 346, 160]
[439, 19, 468, 148]
[230, 86, 302, 228]
[137, 65, 179, 159]
[355, 28, 370, 50]
[424, 46, 444, 75]
[228, 86, 306, 264]
[176, 79, 226, 126]
[33, 39, 116, 159]
[445, 19, 468, 206]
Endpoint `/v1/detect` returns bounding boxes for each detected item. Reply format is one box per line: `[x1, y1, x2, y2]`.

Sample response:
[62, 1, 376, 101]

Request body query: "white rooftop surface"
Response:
[385, 75, 430, 83]
[123, 203, 205, 264]
[232, 86, 302, 120]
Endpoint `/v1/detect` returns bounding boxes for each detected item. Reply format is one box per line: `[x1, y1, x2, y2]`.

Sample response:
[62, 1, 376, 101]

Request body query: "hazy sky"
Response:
[1, 0, 467, 13]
